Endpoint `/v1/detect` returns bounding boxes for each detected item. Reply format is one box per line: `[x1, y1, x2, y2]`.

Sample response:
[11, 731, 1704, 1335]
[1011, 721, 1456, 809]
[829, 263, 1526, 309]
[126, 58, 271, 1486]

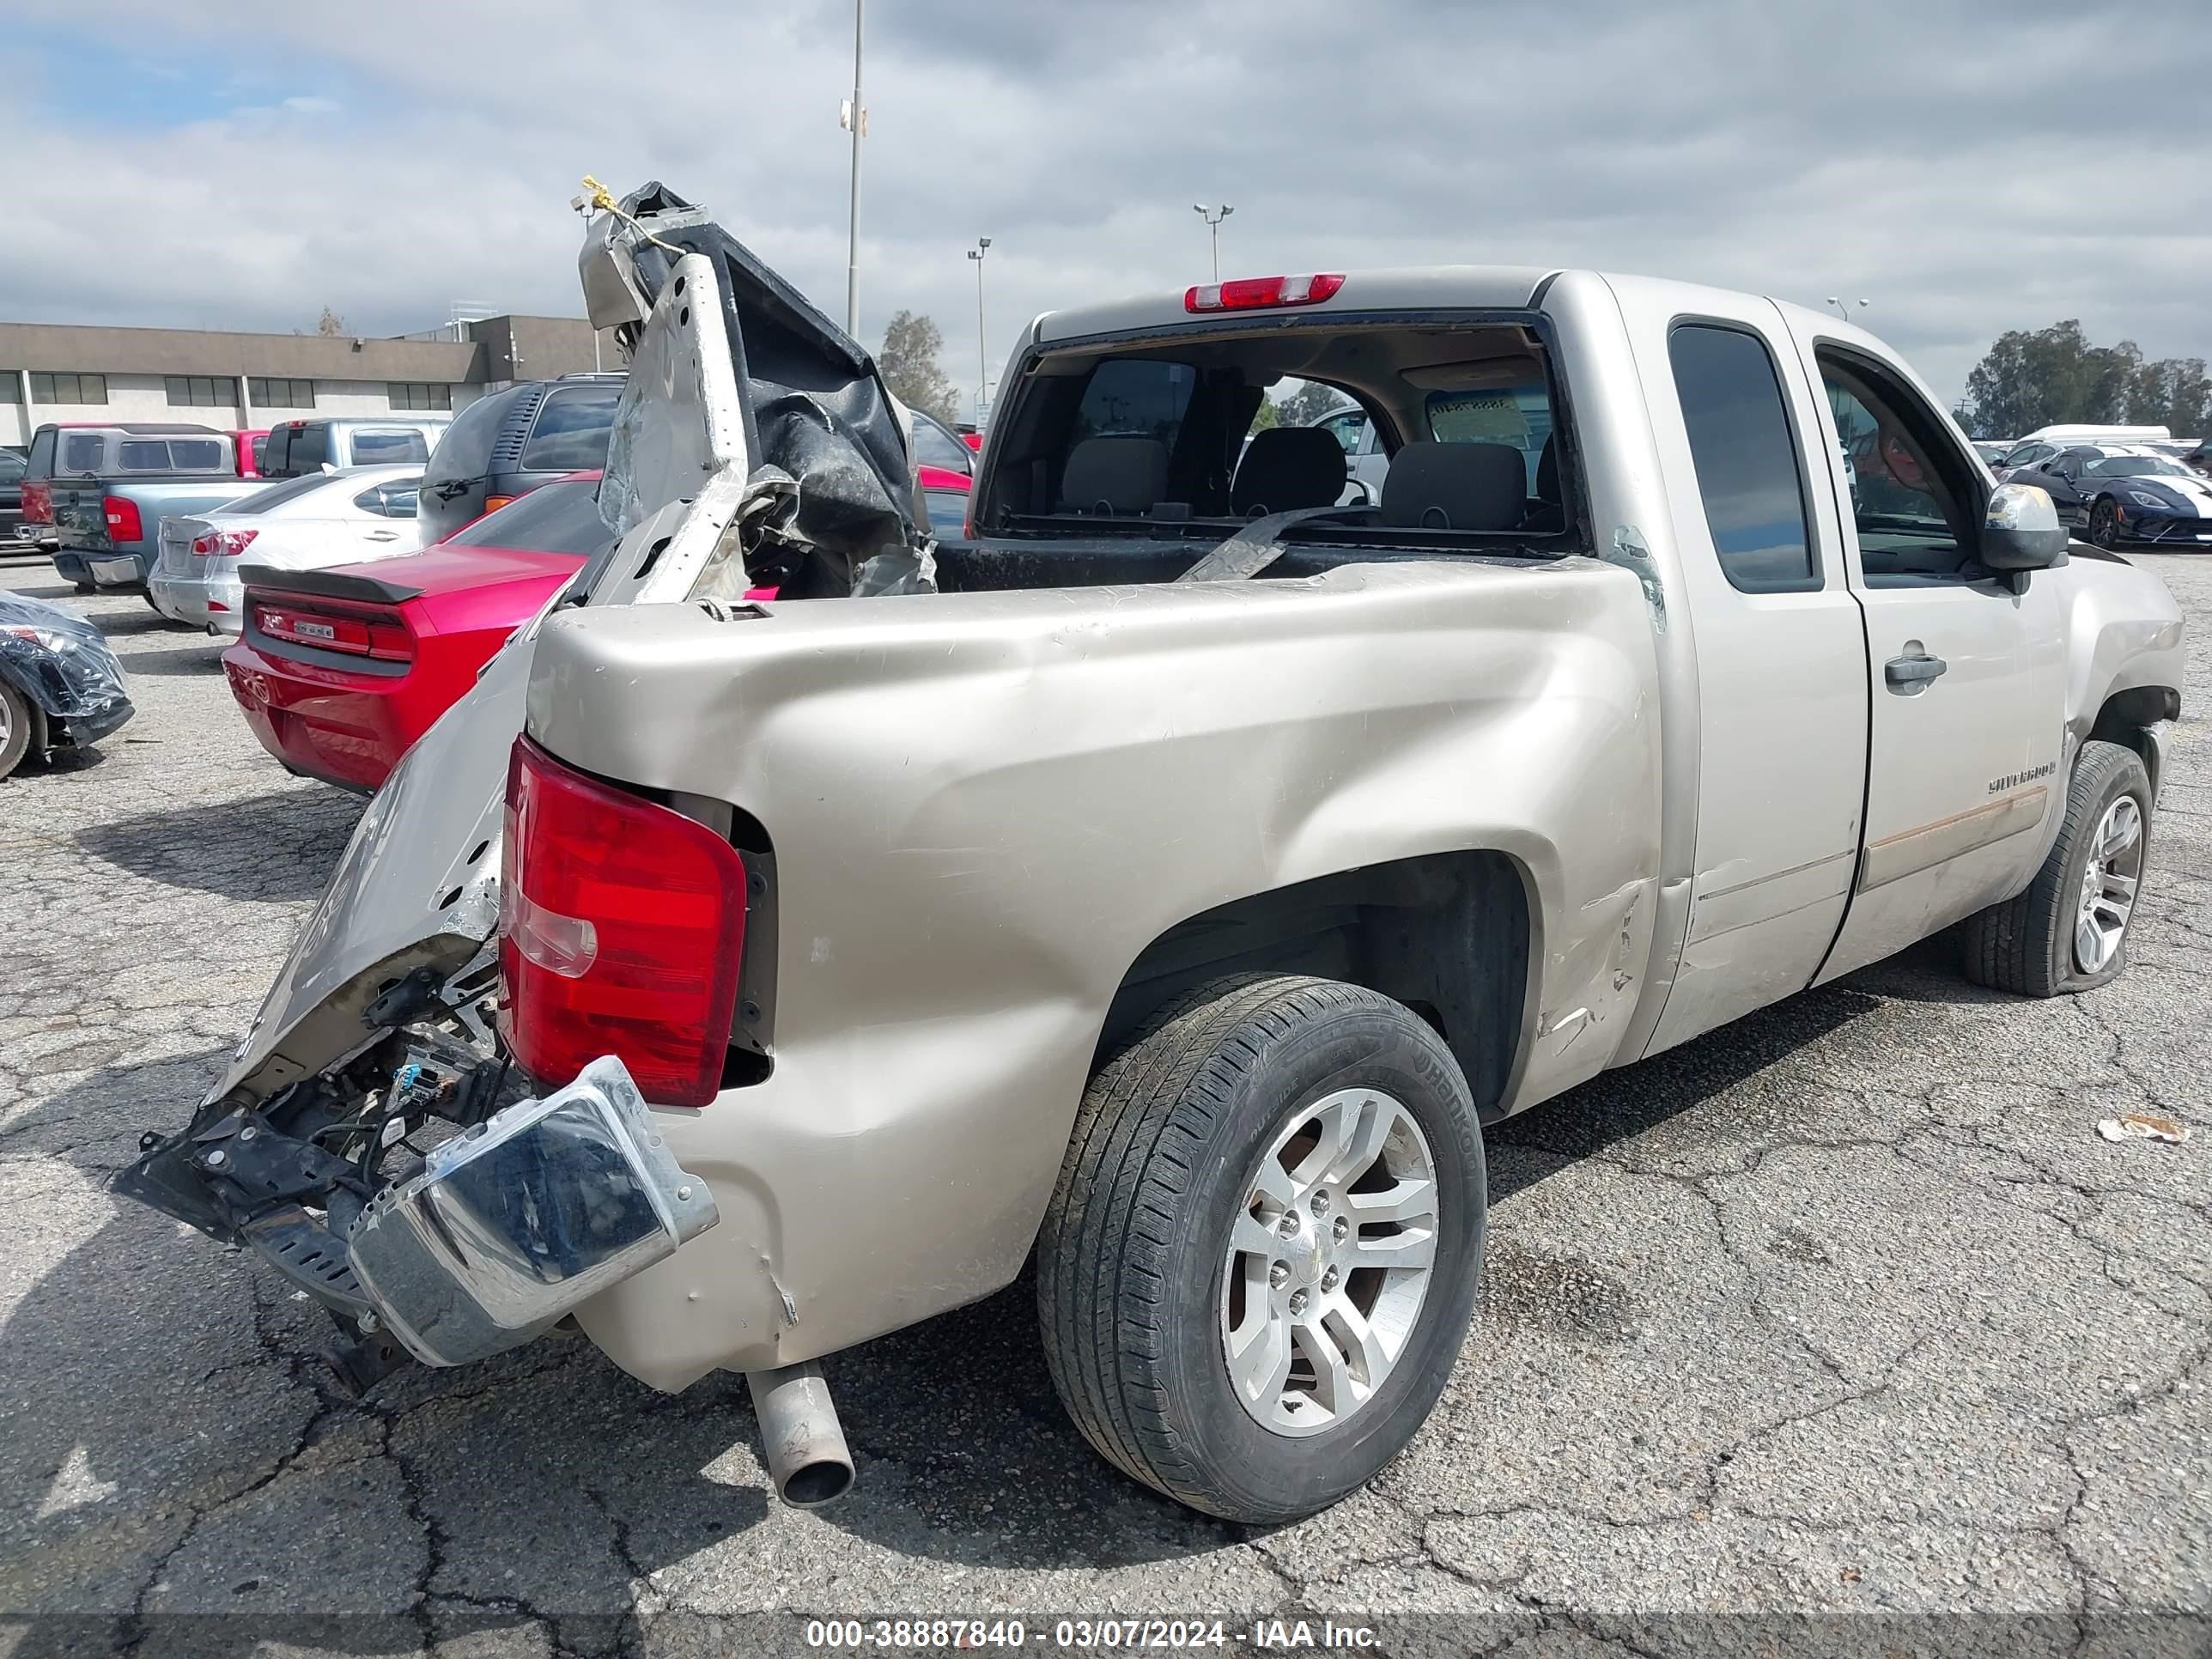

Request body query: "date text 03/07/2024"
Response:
[800, 1618, 1382, 1649]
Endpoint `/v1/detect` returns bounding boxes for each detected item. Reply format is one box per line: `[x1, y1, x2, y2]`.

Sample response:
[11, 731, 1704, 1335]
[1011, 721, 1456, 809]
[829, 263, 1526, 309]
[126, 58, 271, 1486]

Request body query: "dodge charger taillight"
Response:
[251, 597, 413, 661]
[499, 737, 747, 1107]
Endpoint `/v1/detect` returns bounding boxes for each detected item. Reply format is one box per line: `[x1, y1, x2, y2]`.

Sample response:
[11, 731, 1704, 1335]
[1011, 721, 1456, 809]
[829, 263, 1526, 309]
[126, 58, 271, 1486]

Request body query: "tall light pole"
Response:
[840, 0, 867, 338]
[1193, 203, 1233, 282]
[967, 237, 992, 424]
[1827, 295, 1869, 324]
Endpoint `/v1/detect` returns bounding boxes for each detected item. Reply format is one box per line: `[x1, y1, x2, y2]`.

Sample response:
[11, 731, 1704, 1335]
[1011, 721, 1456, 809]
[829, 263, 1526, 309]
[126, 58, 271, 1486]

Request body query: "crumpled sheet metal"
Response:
[589, 182, 927, 600]
[0, 589, 130, 718]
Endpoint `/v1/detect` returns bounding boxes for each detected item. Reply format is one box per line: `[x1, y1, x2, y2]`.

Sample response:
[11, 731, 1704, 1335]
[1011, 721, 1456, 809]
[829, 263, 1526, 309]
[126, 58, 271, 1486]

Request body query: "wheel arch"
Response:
[2088, 684, 2179, 798]
[1094, 849, 1539, 1121]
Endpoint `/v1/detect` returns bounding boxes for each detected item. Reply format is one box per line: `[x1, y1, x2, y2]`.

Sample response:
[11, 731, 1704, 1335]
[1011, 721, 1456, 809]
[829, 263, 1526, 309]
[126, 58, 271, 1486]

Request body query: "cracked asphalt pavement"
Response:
[1, 553, 2207, 1656]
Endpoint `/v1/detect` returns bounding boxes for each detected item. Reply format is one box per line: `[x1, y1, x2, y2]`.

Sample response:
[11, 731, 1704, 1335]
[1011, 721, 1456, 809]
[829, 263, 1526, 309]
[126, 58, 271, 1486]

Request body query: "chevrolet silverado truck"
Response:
[116, 185, 2185, 1526]
[44, 425, 264, 592]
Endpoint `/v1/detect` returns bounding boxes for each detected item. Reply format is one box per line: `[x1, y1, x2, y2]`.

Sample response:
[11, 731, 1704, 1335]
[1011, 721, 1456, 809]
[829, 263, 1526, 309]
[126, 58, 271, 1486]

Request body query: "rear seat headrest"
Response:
[1379, 441, 1528, 532]
[1060, 435, 1169, 515]
[1232, 426, 1347, 516]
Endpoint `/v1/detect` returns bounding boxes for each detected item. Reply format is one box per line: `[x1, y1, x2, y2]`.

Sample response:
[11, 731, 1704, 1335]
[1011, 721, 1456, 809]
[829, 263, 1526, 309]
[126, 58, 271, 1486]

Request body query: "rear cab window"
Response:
[27, 429, 56, 474]
[977, 317, 1580, 563]
[289, 426, 330, 471]
[349, 429, 431, 466]
[518, 386, 623, 472]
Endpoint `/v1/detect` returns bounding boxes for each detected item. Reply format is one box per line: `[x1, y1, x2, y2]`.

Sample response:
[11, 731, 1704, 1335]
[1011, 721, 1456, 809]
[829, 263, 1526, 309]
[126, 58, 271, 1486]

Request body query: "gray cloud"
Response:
[4, 0, 2209, 410]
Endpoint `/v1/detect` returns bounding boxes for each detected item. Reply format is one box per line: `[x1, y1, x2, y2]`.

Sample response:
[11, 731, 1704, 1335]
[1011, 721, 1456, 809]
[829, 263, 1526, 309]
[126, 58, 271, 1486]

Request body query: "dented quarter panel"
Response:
[523, 556, 1661, 1384]
[2058, 553, 2186, 772]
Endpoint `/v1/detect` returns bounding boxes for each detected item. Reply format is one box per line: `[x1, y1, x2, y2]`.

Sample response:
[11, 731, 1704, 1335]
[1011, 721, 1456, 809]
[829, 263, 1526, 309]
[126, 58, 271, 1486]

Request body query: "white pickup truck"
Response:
[118, 185, 2185, 1527]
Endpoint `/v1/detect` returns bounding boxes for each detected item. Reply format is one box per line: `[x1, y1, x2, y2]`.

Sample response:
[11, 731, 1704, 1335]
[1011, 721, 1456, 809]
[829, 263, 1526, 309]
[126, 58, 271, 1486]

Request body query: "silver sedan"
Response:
[149, 467, 426, 634]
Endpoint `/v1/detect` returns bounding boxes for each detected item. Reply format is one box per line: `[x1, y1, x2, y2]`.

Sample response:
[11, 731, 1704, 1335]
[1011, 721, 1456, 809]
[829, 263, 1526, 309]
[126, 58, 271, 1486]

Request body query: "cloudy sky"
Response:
[8, 0, 2209, 411]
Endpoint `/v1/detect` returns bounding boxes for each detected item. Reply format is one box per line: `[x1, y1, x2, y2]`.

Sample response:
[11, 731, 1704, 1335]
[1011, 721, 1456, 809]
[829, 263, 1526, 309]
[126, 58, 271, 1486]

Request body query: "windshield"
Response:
[350, 429, 431, 465]
[2087, 453, 2188, 477]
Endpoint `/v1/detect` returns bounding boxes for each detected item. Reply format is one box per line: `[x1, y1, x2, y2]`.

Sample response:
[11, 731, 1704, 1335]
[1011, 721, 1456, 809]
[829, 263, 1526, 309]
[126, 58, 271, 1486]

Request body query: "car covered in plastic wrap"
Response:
[0, 591, 135, 778]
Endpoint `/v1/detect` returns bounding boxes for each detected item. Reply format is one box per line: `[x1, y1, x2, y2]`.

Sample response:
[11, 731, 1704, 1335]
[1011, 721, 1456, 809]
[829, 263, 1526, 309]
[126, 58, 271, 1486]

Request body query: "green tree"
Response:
[877, 311, 961, 425]
[2125, 356, 2212, 437]
[1960, 319, 2155, 437]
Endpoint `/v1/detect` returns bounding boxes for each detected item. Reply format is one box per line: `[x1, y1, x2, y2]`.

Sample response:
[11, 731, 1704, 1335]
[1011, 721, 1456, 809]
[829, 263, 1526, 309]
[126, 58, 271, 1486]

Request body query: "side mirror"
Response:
[1981, 482, 2069, 572]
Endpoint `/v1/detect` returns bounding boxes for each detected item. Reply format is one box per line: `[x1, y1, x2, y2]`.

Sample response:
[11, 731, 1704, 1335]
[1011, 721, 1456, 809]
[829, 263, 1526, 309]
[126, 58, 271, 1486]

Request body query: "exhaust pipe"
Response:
[744, 1361, 854, 1507]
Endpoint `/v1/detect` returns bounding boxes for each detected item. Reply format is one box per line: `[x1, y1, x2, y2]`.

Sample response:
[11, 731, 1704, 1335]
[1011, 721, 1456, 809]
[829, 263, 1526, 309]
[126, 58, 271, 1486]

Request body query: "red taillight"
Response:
[102, 495, 143, 542]
[191, 527, 258, 558]
[1184, 273, 1346, 313]
[498, 737, 747, 1107]
[21, 483, 51, 525]
[251, 599, 414, 661]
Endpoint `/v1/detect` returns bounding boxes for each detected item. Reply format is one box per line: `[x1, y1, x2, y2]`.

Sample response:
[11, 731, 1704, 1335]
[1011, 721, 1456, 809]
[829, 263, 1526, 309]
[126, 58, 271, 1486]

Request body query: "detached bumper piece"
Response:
[346, 1056, 720, 1368]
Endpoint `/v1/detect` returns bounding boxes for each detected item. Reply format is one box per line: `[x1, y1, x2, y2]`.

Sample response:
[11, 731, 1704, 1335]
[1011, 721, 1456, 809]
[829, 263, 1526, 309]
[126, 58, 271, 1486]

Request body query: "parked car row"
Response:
[7, 365, 990, 793]
[210, 386, 621, 789]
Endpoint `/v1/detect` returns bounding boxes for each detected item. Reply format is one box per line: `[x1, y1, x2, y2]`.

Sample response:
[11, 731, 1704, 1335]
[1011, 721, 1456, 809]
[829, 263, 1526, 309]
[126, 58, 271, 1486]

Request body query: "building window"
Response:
[249, 377, 316, 409]
[389, 382, 453, 411]
[165, 374, 230, 408]
[29, 372, 108, 406]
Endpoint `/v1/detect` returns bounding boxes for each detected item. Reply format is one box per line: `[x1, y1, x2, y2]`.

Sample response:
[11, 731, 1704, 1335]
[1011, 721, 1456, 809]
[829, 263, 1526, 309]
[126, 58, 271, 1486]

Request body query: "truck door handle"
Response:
[1884, 650, 1948, 690]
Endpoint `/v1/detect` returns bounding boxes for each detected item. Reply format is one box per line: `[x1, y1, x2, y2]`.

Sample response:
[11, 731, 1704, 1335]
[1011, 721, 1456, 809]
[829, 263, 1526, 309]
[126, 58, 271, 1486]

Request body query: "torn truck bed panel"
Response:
[585, 180, 921, 599]
[205, 187, 927, 1116]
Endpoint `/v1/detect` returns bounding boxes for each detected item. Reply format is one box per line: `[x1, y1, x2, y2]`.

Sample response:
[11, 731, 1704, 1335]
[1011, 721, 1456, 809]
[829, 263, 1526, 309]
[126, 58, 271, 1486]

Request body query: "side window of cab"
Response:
[1820, 353, 1984, 586]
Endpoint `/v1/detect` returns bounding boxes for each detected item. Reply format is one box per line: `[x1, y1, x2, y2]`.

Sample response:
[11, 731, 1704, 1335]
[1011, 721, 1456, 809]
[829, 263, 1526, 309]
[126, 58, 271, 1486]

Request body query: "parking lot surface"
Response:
[2, 554, 2207, 1656]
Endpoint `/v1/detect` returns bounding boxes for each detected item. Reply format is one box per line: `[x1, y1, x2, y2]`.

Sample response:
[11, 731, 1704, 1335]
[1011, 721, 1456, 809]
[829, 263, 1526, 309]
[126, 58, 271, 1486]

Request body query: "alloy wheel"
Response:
[2075, 794, 2142, 974]
[1220, 1088, 1439, 1437]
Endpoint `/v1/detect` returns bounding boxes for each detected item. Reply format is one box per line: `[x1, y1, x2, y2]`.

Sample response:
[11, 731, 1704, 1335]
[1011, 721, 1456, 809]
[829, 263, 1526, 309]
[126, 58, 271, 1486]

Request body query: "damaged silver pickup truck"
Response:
[118, 184, 2185, 1526]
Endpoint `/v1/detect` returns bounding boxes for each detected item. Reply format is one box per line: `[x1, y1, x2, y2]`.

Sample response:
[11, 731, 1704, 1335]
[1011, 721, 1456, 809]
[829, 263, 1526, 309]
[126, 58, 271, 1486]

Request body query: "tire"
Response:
[1036, 974, 1485, 1523]
[72, 581, 95, 594]
[2089, 498, 2121, 550]
[1963, 738, 2151, 996]
[0, 682, 32, 781]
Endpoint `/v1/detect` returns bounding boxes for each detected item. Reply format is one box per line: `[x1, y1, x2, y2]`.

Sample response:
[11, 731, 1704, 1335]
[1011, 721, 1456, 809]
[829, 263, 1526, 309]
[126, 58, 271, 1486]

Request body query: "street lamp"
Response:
[1826, 295, 1869, 324]
[967, 238, 992, 424]
[839, 0, 867, 337]
[1193, 203, 1234, 282]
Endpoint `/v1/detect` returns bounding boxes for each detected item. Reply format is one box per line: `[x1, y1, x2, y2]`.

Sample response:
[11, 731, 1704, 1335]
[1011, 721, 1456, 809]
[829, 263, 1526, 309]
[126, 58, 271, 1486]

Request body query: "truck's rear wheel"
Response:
[1962, 738, 2151, 996]
[1036, 974, 1485, 1523]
